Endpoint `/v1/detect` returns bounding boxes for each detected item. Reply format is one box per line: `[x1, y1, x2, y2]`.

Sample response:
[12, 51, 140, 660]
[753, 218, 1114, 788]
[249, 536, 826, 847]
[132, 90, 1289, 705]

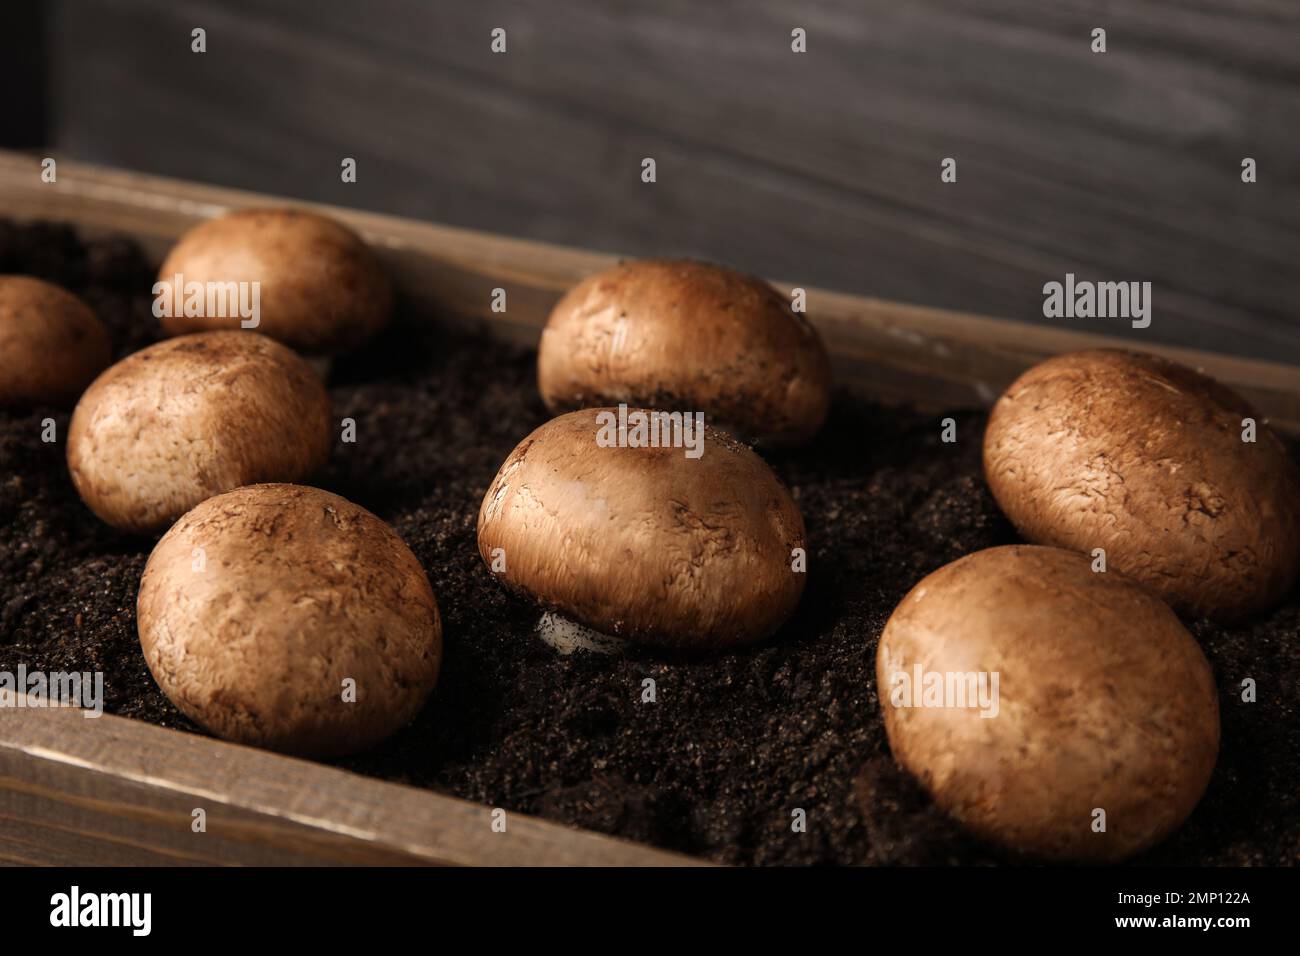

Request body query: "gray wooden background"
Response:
[16, 0, 1300, 363]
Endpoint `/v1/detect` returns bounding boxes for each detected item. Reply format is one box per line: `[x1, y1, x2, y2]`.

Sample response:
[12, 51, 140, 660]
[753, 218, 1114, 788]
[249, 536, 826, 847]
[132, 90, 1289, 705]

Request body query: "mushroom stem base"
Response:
[535, 612, 628, 656]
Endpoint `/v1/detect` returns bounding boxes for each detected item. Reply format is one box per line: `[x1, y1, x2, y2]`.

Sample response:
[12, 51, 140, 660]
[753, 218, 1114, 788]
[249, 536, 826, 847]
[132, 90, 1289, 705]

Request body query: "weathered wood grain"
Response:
[3, 150, 1297, 432]
[39, 0, 1300, 364]
[0, 704, 701, 866]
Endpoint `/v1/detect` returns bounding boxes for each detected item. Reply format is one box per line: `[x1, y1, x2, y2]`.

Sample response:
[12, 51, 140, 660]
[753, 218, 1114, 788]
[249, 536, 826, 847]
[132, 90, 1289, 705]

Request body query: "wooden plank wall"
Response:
[30, 0, 1300, 364]
[0, 6, 46, 148]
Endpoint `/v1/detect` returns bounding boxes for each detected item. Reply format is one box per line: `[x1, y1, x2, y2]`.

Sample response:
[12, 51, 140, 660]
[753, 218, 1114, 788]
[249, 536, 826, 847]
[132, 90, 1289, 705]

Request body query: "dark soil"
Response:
[1, 219, 1296, 866]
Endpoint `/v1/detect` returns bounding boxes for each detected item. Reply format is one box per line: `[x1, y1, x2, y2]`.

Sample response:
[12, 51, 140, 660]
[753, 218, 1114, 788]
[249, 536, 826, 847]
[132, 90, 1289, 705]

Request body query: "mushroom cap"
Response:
[477, 408, 807, 649]
[68, 331, 332, 533]
[0, 276, 111, 407]
[138, 484, 441, 757]
[156, 208, 392, 354]
[876, 544, 1219, 863]
[984, 349, 1300, 620]
[537, 259, 832, 446]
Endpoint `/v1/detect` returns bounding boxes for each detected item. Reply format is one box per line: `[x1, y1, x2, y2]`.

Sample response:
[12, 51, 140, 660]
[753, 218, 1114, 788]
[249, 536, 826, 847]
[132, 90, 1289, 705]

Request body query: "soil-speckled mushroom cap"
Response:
[876, 544, 1219, 863]
[477, 408, 807, 649]
[0, 276, 111, 407]
[68, 331, 332, 533]
[983, 349, 1300, 620]
[156, 208, 392, 354]
[537, 259, 832, 446]
[137, 483, 442, 757]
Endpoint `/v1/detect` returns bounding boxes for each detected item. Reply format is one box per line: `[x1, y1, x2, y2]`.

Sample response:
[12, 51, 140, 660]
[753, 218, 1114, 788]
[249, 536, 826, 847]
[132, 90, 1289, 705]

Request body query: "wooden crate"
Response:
[1, 151, 1297, 866]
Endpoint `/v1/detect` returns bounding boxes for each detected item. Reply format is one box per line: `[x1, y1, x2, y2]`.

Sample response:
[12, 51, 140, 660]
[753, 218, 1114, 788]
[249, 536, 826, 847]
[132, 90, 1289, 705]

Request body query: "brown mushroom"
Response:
[155, 208, 392, 354]
[137, 483, 441, 757]
[876, 544, 1219, 863]
[0, 276, 111, 407]
[537, 259, 832, 446]
[477, 407, 807, 650]
[983, 349, 1300, 620]
[68, 331, 332, 533]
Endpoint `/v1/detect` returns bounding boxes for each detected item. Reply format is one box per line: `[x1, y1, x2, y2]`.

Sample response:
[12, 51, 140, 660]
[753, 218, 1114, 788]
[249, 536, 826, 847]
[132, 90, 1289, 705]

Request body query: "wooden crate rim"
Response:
[0, 703, 698, 866]
[5, 150, 1299, 435]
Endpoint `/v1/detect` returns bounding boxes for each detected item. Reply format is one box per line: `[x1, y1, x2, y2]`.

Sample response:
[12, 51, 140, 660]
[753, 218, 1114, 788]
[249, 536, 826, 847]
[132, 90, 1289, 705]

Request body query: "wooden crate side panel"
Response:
[0, 708, 701, 867]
